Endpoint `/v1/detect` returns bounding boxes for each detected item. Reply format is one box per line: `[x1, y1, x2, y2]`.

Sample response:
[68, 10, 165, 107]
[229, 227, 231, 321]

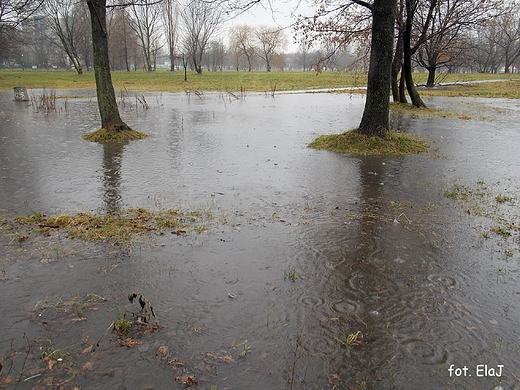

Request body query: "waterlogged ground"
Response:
[0, 88, 519, 390]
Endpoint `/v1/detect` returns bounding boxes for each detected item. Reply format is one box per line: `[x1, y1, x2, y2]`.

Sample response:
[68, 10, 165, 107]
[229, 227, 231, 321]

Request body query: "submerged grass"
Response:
[309, 129, 430, 156]
[442, 179, 520, 243]
[389, 102, 452, 118]
[12, 207, 212, 244]
[82, 128, 149, 143]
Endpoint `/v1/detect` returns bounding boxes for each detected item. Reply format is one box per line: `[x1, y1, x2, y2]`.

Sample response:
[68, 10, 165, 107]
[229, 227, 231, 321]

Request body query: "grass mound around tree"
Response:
[83, 128, 149, 143]
[309, 129, 430, 156]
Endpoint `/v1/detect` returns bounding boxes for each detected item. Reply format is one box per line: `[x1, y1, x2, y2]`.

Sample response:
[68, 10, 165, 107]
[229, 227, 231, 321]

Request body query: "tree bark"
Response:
[391, 0, 405, 102]
[87, 0, 131, 132]
[357, 0, 398, 138]
[426, 66, 436, 87]
[391, 28, 404, 102]
[403, 0, 426, 108]
[399, 71, 407, 103]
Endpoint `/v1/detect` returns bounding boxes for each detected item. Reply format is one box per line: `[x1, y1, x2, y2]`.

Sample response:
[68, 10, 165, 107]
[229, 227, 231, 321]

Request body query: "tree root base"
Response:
[309, 128, 430, 156]
[82, 128, 150, 143]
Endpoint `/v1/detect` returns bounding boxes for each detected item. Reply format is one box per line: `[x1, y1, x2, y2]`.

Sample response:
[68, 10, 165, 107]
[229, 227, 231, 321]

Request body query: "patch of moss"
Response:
[83, 128, 149, 143]
[309, 129, 430, 156]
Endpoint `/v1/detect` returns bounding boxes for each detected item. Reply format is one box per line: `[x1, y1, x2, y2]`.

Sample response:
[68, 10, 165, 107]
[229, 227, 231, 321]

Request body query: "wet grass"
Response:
[419, 80, 520, 99]
[82, 128, 150, 143]
[0, 70, 368, 92]
[309, 129, 430, 156]
[34, 293, 106, 319]
[8, 207, 213, 245]
[1, 69, 519, 95]
[390, 102, 452, 118]
[442, 179, 520, 242]
[284, 266, 300, 282]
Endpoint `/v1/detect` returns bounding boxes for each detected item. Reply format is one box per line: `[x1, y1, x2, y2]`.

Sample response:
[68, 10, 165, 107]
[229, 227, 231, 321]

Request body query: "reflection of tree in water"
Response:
[354, 156, 387, 256]
[102, 142, 126, 214]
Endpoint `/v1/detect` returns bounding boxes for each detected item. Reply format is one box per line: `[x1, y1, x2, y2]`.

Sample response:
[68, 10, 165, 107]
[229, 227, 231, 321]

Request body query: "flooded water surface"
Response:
[0, 89, 519, 389]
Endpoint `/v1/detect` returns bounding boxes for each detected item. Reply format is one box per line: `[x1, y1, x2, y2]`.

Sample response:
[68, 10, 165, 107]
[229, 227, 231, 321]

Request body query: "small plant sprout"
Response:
[335, 330, 364, 347]
[114, 315, 132, 336]
[232, 339, 251, 357]
[284, 266, 300, 282]
[239, 342, 251, 357]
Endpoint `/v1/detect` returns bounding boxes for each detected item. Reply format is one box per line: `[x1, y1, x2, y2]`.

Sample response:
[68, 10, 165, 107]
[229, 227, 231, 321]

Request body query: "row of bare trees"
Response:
[297, 0, 520, 82]
[2, 0, 519, 79]
[229, 25, 288, 72]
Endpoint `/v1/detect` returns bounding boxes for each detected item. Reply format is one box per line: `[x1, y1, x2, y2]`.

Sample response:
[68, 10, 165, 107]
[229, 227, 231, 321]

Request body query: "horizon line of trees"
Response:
[1, 0, 519, 80]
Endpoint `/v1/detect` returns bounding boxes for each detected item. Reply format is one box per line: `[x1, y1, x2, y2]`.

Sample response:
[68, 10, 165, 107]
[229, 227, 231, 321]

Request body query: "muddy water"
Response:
[0, 89, 519, 389]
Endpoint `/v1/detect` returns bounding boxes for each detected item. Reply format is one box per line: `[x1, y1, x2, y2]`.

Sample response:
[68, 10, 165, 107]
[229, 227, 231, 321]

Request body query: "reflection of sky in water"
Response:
[1, 91, 520, 216]
[0, 91, 365, 214]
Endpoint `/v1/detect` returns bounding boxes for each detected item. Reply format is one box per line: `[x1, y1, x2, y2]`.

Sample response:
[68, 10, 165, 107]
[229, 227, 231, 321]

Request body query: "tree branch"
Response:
[349, 0, 373, 12]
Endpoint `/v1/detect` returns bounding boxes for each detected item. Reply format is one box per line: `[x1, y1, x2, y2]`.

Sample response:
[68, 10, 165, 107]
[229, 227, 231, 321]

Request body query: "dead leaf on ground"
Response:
[175, 371, 198, 387]
[205, 352, 235, 363]
[117, 338, 143, 348]
[156, 345, 169, 355]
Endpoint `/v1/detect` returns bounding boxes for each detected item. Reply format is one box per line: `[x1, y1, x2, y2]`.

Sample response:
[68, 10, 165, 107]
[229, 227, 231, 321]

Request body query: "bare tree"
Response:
[296, 40, 312, 71]
[295, 1, 372, 70]
[207, 39, 225, 70]
[494, 7, 520, 73]
[0, 0, 44, 27]
[413, 0, 503, 88]
[229, 24, 256, 71]
[44, 0, 86, 74]
[163, 0, 179, 71]
[1, 0, 44, 65]
[181, 0, 222, 74]
[467, 27, 503, 73]
[255, 25, 287, 72]
[75, 1, 93, 70]
[108, 5, 138, 70]
[128, 0, 162, 71]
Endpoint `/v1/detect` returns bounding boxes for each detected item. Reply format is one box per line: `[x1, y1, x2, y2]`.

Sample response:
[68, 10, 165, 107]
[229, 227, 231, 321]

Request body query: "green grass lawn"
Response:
[1, 69, 519, 97]
[0, 69, 368, 92]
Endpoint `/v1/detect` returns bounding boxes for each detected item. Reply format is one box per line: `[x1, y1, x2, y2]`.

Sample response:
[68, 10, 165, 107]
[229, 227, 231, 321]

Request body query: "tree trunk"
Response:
[399, 71, 407, 103]
[403, 0, 426, 107]
[357, 0, 398, 138]
[87, 0, 131, 132]
[391, 0, 405, 102]
[391, 29, 404, 102]
[426, 66, 436, 87]
[169, 48, 175, 71]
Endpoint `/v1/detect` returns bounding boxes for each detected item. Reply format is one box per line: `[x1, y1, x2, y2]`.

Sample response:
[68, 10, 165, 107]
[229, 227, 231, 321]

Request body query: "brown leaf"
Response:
[156, 346, 169, 355]
[220, 355, 235, 363]
[118, 338, 143, 348]
[82, 362, 93, 371]
[46, 358, 57, 370]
